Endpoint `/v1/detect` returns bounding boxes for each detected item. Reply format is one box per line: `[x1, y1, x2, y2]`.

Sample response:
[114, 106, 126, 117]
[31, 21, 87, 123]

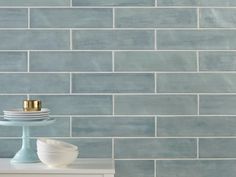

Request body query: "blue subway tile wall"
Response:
[0, 1, 236, 177]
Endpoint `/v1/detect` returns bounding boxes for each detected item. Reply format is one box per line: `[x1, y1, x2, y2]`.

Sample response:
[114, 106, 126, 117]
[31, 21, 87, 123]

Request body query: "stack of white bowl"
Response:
[37, 138, 79, 168]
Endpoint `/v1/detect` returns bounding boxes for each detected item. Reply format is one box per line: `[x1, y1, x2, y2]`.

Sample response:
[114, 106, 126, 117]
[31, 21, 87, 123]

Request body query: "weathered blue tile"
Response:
[30, 51, 112, 72]
[0, 74, 69, 93]
[200, 95, 236, 115]
[115, 138, 196, 158]
[157, 73, 236, 93]
[0, 95, 26, 115]
[116, 8, 197, 28]
[72, 117, 155, 137]
[31, 8, 112, 28]
[115, 95, 197, 115]
[72, 73, 154, 93]
[157, 0, 236, 6]
[0, 0, 69, 6]
[0, 30, 69, 50]
[72, 0, 154, 6]
[0, 9, 27, 28]
[0, 52, 27, 72]
[200, 52, 236, 71]
[157, 30, 236, 50]
[156, 160, 236, 177]
[200, 139, 236, 158]
[115, 51, 197, 71]
[73, 30, 154, 50]
[30, 95, 112, 115]
[0, 139, 21, 158]
[157, 116, 236, 137]
[0, 118, 21, 137]
[115, 160, 154, 177]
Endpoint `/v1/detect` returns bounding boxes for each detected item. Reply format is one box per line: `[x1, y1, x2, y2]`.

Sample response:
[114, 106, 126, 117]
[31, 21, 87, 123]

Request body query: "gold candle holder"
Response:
[23, 100, 42, 111]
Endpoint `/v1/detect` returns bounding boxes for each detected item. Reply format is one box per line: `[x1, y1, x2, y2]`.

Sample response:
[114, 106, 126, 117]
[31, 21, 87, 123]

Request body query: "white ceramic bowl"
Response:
[37, 150, 79, 168]
[37, 138, 78, 152]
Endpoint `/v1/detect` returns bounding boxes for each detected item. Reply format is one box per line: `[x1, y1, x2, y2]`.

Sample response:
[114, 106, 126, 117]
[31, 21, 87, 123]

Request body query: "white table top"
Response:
[0, 158, 115, 174]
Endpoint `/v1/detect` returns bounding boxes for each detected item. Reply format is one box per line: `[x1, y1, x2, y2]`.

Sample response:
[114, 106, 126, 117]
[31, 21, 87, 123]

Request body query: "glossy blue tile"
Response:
[30, 51, 112, 72]
[157, 0, 236, 6]
[0, 30, 69, 50]
[72, 0, 155, 6]
[31, 8, 112, 28]
[0, 9, 27, 27]
[0, 139, 21, 158]
[115, 138, 196, 158]
[73, 30, 154, 50]
[72, 73, 155, 93]
[115, 95, 197, 115]
[72, 117, 155, 137]
[30, 95, 112, 115]
[0, 0, 69, 6]
[116, 8, 197, 28]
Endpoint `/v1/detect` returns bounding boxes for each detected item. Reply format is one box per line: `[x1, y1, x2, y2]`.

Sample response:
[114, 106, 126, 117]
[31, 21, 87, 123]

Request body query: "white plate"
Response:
[4, 114, 49, 118]
[4, 112, 49, 116]
[3, 108, 50, 115]
[4, 117, 48, 121]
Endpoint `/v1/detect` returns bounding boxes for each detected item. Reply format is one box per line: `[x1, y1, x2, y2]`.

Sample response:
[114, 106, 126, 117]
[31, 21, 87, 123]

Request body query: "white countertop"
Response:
[0, 158, 115, 174]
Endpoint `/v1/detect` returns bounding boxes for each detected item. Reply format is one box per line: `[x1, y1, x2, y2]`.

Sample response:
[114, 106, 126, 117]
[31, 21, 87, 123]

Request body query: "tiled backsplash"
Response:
[0, 0, 236, 177]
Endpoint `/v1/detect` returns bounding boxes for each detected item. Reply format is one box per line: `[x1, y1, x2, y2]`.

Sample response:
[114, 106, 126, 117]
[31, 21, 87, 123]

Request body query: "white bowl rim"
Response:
[37, 138, 78, 150]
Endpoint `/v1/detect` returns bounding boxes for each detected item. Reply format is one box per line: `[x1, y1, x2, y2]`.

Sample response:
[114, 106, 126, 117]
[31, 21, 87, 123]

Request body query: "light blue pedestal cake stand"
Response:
[0, 118, 55, 163]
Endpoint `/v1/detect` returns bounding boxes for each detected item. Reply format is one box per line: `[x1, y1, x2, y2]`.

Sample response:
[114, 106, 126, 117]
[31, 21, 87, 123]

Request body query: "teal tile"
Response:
[72, 73, 155, 93]
[115, 51, 197, 71]
[157, 116, 236, 137]
[115, 138, 196, 158]
[116, 8, 197, 28]
[157, 0, 236, 6]
[72, 117, 155, 137]
[30, 51, 112, 72]
[200, 139, 236, 158]
[0, 52, 27, 72]
[200, 95, 236, 115]
[73, 30, 154, 50]
[0, 118, 21, 137]
[0, 74, 69, 93]
[0, 9, 27, 27]
[30, 95, 112, 115]
[115, 160, 154, 177]
[156, 160, 236, 177]
[200, 52, 236, 71]
[0, 0, 69, 6]
[72, 0, 154, 6]
[157, 30, 236, 50]
[115, 95, 197, 115]
[0, 95, 26, 115]
[31, 8, 112, 28]
[0, 139, 21, 158]
[157, 73, 236, 93]
[0, 30, 69, 50]
[200, 9, 236, 28]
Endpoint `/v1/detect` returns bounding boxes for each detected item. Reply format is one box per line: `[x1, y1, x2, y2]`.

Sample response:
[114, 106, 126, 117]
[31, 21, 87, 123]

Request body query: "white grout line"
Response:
[2, 6, 236, 8]
[115, 158, 236, 160]
[27, 94, 29, 100]
[197, 138, 200, 159]
[27, 51, 30, 72]
[154, 29, 157, 50]
[70, 0, 72, 7]
[155, 0, 158, 6]
[27, 8, 30, 29]
[154, 160, 156, 177]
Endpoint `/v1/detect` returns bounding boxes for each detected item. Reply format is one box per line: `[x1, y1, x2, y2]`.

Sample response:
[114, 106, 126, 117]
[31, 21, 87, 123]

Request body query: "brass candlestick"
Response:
[23, 100, 42, 111]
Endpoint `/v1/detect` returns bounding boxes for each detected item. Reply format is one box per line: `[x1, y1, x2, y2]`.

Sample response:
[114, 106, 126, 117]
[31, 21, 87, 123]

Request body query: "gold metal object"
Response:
[23, 100, 42, 111]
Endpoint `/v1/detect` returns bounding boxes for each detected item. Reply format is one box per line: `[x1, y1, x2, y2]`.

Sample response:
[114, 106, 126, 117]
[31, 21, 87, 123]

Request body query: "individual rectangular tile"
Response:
[115, 51, 197, 71]
[72, 117, 155, 137]
[0, 52, 27, 72]
[72, 0, 154, 6]
[115, 138, 196, 158]
[73, 30, 154, 50]
[0, 0, 69, 6]
[115, 95, 197, 115]
[157, 30, 236, 50]
[115, 160, 154, 177]
[200, 95, 236, 115]
[30, 51, 112, 72]
[157, 73, 236, 93]
[0, 74, 69, 93]
[116, 8, 197, 28]
[0, 9, 27, 28]
[156, 160, 236, 177]
[30, 95, 112, 115]
[0, 30, 69, 50]
[0, 139, 21, 158]
[72, 73, 154, 93]
[157, 116, 236, 137]
[200, 139, 236, 158]
[0, 118, 21, 137]
[200, 52, 236, 71]
[31, 8, 112, 28]
[157, 0, 236, 6]
[0, 95, 26, 115]
[200, 9, 236, 28]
